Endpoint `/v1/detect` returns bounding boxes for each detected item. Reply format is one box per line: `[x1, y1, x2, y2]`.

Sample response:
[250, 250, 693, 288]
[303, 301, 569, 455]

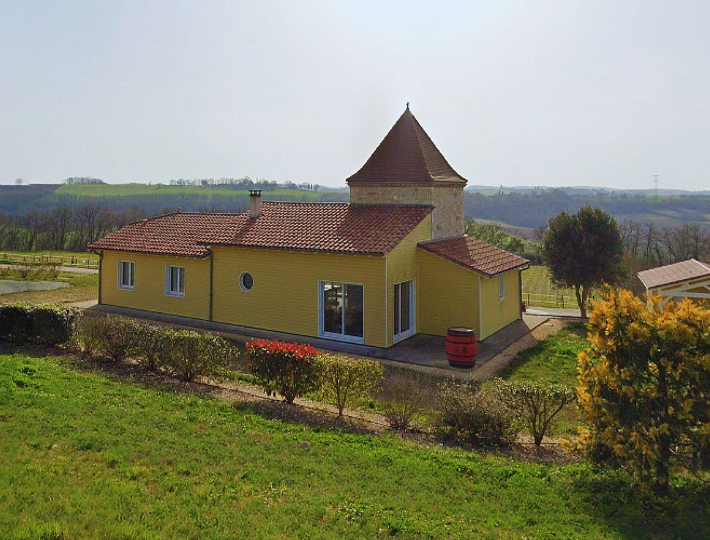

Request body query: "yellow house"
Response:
[90, 106, 529, 348]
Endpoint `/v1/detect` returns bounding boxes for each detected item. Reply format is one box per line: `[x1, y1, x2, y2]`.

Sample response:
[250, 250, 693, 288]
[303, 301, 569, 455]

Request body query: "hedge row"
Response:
[0, 304, 80, 346]
[80, 316, 238, 381]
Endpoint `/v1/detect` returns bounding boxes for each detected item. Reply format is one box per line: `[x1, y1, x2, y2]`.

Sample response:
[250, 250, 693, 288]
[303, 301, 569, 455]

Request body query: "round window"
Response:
[239, 272, 254, 292]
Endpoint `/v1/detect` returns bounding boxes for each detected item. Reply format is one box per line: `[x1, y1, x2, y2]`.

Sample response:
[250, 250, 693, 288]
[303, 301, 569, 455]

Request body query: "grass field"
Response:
[522, 266, 587, 308]
[2, 349, 708, 539]
[494, 323, 589, 435]
[0, 271, 97, 305]
[56, 184, 327, 200]
[0, 250, 98, 268]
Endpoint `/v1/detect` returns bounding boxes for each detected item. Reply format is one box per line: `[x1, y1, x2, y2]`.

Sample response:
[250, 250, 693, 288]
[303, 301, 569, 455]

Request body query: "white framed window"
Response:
[394, 280, 415, 342]
[239, 272, 254, 292]
[319, 281, 364, 344]
[498, 274, 505, 300]
[165, 265, 185, 297]
[118, 261, 135, 290]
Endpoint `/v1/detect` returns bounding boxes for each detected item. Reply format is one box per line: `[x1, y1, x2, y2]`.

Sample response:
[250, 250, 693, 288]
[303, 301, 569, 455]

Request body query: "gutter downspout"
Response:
[97, 252, 103, 305]
[385, 255, 389, 348]
[519, 269, 523, 319]
[477, 275, 482, 339]
[208, 248, 214, 321]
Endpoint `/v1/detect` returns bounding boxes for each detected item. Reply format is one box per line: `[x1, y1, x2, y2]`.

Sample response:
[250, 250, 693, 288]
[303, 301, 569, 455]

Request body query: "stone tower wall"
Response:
[350, 183, 464, 240]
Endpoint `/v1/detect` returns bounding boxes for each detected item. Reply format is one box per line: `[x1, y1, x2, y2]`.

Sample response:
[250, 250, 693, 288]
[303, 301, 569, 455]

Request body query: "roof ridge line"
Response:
[411, 114, 466, 183]
[691, 258, 710, 272]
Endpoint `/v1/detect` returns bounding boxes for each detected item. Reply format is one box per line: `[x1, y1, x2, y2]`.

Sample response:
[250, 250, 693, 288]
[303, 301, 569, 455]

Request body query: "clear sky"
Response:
[2, 0, 709, 190]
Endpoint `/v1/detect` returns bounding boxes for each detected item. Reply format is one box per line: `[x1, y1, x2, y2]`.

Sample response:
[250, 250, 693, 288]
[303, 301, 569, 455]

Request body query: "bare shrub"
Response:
[495, 379, 575, 448]
[133, 321, 173, 372]
[163, 330, 237, 381]
[437, 379, 516, 449]
[316, 354, 384, 415]
[80, 315, 140, 363]
[377, 370, 433, 430]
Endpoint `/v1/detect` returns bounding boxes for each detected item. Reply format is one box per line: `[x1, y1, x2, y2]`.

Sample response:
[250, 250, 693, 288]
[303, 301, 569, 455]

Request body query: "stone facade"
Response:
[350, 183, 464, 240]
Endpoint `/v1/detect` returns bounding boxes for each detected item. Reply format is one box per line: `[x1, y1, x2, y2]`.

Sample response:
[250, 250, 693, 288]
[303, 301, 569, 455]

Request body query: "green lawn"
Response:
[493, 323, 589, 436]
[1, 350, 708, 539]
[499, 323, 588, 387]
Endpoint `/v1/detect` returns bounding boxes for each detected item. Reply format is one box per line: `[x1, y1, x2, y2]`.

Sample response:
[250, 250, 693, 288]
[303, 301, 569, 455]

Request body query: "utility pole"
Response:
[653, 175, 659, 198]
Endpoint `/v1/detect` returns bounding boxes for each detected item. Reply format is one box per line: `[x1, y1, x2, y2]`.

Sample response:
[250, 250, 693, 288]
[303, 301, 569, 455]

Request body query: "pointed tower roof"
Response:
[347, 105, 467, 185]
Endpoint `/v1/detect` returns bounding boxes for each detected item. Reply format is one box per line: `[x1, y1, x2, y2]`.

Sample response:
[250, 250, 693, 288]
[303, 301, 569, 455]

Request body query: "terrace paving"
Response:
[82, 303, 566, 380]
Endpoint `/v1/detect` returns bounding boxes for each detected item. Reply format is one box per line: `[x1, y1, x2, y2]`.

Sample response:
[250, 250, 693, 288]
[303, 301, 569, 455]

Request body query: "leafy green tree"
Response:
[578, 289, 710, 496]
[541, 205, 624, 317]
[465, 219, 527, 254]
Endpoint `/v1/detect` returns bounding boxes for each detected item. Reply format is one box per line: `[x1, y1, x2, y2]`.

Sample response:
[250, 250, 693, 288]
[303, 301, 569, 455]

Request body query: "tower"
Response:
[347, 105, 467, 240]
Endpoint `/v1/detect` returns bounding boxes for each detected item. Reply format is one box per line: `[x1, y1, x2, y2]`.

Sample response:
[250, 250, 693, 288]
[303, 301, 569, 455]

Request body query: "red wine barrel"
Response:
[445, 327, 477, 368]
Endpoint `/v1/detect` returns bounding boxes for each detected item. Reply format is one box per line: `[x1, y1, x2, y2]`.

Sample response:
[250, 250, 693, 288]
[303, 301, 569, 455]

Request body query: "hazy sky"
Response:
[2, 1, 709, 190]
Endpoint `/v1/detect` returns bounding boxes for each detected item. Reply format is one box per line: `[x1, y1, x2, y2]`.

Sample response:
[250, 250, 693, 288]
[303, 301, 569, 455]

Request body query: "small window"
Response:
[165, 266, 185, 297]
[239, 272, 254, 292]
[498, 274, 505, 300]
[118, 261, 135, 290]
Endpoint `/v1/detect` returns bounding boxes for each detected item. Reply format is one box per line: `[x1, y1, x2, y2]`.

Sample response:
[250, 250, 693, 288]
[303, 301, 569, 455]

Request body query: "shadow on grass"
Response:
[496, 322, 588, 383]
[230, 399, 381, 436]
[567, 465, 710, 540]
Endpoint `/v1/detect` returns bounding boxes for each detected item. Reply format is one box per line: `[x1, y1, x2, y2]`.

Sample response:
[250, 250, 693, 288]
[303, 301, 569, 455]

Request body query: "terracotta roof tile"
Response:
[418, 236, 529, 277]
[347, 107, 467, 186]
[637, 259, 710, 290]
[89, 202, 433, 257]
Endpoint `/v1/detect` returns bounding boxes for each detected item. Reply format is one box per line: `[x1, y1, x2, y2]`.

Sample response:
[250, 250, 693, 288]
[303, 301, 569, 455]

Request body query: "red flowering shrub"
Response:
[245, 339, 319, 403]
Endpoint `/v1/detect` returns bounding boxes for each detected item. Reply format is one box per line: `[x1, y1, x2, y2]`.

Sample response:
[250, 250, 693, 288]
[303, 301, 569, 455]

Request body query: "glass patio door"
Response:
[394, 280, 414, 341]
[321, 281, 364, 343]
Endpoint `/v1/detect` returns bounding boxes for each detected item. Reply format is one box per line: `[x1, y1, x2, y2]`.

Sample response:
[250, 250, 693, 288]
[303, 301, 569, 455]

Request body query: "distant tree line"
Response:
[620, 220, 710, 272]
[465, 190, 710, 230]
[0, 205, 147, 252]
[464, 220, 540, 263]
[63, 177, 106, 185]
[168, 176, 321, 191]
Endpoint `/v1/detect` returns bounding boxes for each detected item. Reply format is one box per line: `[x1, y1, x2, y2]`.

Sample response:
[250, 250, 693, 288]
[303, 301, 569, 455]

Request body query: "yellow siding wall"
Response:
[479, 270, 522, 339]
[211, 248, 387, 347]
[386, 216, 432, 345]
[100, 251, 210, 320]
[417, 250, 480, 337]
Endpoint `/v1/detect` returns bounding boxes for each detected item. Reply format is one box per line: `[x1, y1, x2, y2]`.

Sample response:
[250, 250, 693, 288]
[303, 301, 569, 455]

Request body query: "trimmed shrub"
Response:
[80, 315, 141, 363]
[0, 304, 32, 343]
[377, 371, 432, 430]
[438, 379, 516, 449]
[162, 330, 236, 381]
[31, 305, 81, 346]
[495, 379, 575, 448]
[246, 339, 318, 403]
[133, 321, 174, 372]
[316, 354, 385, 415]
[0, 304, 80, 346]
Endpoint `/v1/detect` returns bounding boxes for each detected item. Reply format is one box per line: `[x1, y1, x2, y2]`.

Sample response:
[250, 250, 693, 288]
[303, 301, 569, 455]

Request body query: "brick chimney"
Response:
[249, 189, 262, 219]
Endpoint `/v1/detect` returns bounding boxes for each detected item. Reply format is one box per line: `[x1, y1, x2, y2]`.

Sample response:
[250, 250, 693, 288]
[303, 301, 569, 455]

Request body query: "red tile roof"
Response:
[418, 236, 529, 277]
[347, 106, 467, 186]
[88, 213, 237, 257]
[89, 202, 433, 257]
[637, 259, 710, 290]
